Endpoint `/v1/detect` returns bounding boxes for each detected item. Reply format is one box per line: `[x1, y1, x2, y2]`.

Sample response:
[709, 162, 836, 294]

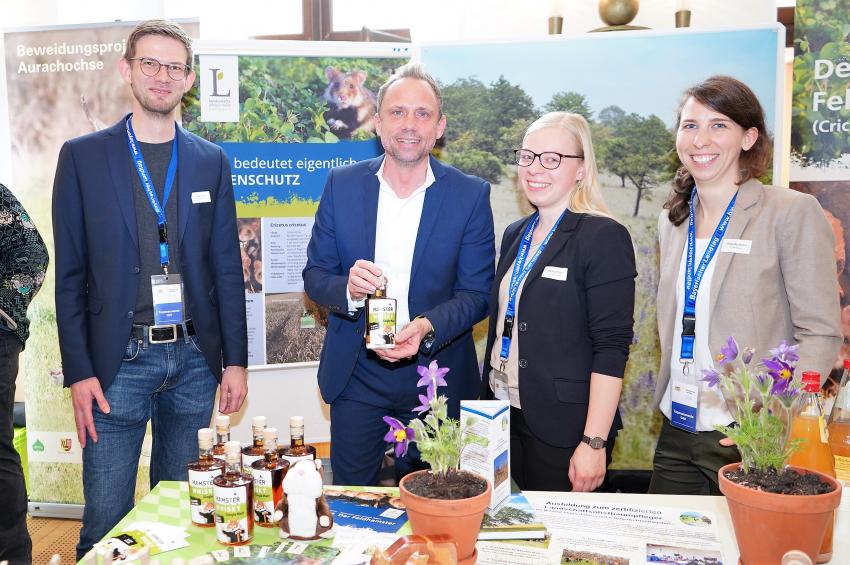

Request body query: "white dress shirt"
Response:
[660, 238, 735, 431]
[347, 159, 435, 328]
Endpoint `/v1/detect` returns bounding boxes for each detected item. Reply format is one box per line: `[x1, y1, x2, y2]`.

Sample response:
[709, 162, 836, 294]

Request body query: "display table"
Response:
[91, 481, 850, 564]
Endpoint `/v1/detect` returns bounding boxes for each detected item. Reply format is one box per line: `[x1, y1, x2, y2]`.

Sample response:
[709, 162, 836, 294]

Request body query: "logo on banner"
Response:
[32, 439, 44, 452]
[60, 438, 73, 452]
[200, 55, 239, 122]
[209, 68, 231, 97]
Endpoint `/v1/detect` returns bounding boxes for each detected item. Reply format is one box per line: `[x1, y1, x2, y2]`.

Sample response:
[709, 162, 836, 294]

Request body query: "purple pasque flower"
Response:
[383, 416, 415, 457]
[715, 336, 739, 365]
[763, 356, 794, 383]
[701, 367, 721, 388]
[416, 360, 449, 389]
[769, 341, 800, 363]
[741, 347, 755, 365]
[413, 381, 437, 414]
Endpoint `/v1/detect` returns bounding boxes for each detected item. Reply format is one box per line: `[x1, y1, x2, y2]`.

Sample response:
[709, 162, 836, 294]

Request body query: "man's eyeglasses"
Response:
[514, 149, 583, 170]
[129, 57, 190, 81]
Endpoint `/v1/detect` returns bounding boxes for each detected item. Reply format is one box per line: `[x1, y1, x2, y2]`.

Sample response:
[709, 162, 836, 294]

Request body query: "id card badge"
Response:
[491, 368, 510, 401]
[151, 273, 185, 325]
[670, 377, 700, 433]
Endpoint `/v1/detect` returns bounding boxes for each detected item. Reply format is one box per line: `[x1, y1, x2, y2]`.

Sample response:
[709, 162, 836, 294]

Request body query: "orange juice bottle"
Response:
[828, 359, 850, 484]
[787, 371, 835, 563]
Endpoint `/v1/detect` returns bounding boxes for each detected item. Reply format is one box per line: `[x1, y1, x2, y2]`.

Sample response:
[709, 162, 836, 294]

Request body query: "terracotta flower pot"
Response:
[399, 470, 491, 565]
[718, 463, 843, 564]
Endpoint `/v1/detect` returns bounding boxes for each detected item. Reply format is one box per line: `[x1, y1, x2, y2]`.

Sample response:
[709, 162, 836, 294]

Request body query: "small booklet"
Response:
[478, 491, 547, 540]
[324, 487, 408, 534]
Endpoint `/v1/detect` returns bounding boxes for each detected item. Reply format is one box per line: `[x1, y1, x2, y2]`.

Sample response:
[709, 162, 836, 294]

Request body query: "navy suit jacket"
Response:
[52, 115, 248, 390]
[303, 156, 495, 406]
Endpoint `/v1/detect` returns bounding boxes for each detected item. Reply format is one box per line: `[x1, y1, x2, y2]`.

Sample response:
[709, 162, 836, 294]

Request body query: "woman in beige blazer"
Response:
[649, 76, 842, 495]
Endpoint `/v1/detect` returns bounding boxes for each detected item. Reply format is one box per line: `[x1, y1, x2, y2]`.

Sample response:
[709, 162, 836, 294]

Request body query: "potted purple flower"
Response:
[703, 337, 842, 563]
[383, 360, 490, 565]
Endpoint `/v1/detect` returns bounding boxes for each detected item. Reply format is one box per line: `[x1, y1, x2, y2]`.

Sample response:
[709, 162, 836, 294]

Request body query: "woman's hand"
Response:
[568, 443, 607, 492]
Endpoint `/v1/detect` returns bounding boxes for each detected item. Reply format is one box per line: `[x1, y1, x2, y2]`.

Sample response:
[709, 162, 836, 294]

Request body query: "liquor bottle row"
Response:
[784, 362, 850, 564]
[187, 415, 316, 546]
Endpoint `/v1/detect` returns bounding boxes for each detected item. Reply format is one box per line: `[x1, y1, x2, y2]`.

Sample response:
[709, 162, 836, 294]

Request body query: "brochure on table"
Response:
[478, 497, 728, 565]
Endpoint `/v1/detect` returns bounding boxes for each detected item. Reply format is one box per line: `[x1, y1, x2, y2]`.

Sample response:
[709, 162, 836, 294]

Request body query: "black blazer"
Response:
[482, 210, 636, 448]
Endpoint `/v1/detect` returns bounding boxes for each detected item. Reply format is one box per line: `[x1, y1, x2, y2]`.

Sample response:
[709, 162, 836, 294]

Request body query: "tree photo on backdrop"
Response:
[423, 28, 782, 469]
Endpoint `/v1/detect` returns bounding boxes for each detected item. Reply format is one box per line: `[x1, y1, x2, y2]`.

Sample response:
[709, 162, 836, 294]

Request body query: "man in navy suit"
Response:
[51, 20, 247, 558]
[303, 63, 495, 486]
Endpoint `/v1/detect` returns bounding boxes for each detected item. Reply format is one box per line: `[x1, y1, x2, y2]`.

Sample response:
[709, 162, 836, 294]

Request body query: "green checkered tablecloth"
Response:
[95, 481, 315, 562]
[89, 481, 410, 563]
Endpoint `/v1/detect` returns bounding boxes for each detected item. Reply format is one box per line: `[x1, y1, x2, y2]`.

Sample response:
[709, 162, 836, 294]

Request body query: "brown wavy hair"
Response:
[663, 76, 772, 226]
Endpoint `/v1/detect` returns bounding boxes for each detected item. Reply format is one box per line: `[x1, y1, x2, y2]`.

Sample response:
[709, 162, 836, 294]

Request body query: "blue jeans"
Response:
[76, 335, 218, 559]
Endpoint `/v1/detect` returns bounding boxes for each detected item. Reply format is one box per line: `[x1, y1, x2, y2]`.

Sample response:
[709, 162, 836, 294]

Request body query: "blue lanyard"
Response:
[680, 189, 737, 366]
[125, 115, 178, 271]
[499, 211, 565, 363]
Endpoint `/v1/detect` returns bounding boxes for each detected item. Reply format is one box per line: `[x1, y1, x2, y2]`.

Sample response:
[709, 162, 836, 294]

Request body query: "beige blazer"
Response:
[655, 179, 842, 406]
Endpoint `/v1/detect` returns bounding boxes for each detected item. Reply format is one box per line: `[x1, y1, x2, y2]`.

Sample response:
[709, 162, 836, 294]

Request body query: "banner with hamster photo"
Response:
[3, 19, 199, 508]
[185, 42, 411, 367]
[421, 26, 784, 470]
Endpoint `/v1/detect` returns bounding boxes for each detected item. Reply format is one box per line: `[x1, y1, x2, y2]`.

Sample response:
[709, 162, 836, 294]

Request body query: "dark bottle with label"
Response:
[278, 416, 317, 465]
[365, 276, 396, 350]
[251, 427, 289, 528]
[241, 415, 266, 475]
[213, 441, 254, 546]
[187, 428, 223, 527]
[212, 414, 230, 463]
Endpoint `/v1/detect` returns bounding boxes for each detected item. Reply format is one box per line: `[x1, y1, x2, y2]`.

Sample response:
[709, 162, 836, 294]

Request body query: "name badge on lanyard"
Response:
[670, 379, 700, 433]
[151, 273, 185, 325]
[125, 115, 185, 326]
[672, 189, 736, 433]
[498, 210, 566, 370]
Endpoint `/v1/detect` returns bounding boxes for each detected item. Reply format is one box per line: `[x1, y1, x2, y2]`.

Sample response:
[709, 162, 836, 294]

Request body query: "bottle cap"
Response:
[290, 416, 304, 428]
[198, 428, 214, 444]
[215, 415, 230, 429]
[224, 440, 241, 455]
[801, 371, 820, 392]
[844, 359, 850, 370]
[263, 427, 279, 445]
[252, 416, 267, 428]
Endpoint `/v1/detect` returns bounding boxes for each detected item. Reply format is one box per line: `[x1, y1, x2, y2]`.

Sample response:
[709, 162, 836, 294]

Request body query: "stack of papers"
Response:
[94, 521, 190, 561]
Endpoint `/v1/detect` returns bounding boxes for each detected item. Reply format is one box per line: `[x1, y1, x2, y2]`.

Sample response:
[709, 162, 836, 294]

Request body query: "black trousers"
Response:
[648, 417, 741, 495]
[510, 406, 614, 492]
[0, 331, 31, 564]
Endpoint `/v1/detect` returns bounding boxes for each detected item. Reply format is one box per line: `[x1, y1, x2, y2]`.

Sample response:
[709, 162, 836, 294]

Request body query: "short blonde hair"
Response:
[524, 112, 613, 218]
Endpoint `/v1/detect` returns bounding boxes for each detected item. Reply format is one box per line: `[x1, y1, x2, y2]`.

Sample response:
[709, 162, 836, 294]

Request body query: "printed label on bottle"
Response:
[366, 298, 396, 348]
[834, 455, 850, 483]
[282, 453, 314, 465]
[242, 454, 263, 476]
[252, 469, 276, 525]
[214, 485, 252, 544]
[188, 468, 220, 526]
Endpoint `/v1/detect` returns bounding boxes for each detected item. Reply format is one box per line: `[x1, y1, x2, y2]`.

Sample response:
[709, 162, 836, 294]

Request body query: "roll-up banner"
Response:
[186, 41, 411, 367]
[3, 19, 199, 514]
[790, 0, 850, 389]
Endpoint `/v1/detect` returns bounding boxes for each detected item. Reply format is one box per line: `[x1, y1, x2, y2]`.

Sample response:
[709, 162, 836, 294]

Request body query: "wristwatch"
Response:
[415, 315, 436, 350]
[581, 435, 607, 449]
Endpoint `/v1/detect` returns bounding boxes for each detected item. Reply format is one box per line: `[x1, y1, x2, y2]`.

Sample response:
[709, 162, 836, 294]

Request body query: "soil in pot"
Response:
[403, 468, 488, 499]
[723, 466, 835, 495]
